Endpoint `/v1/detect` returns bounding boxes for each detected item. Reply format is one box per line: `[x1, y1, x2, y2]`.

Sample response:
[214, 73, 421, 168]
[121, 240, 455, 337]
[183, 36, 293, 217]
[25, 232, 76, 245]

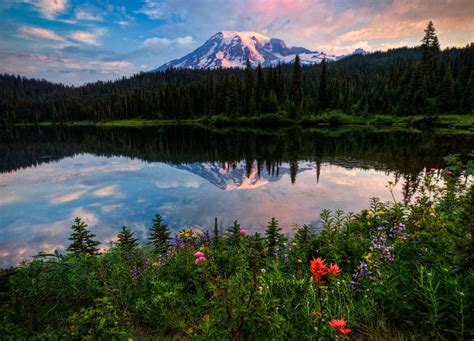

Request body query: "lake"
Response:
[1, 125, 473, 267]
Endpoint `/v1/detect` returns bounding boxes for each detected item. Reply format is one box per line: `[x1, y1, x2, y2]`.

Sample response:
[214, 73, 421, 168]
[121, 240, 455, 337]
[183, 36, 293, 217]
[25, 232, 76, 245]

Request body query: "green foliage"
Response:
[1, 154, 473, 339]
[116, 225, 139, 253]
[265, 217, 287, 257]
[149, 213, 171, 254]
[66, 217, 100, 255]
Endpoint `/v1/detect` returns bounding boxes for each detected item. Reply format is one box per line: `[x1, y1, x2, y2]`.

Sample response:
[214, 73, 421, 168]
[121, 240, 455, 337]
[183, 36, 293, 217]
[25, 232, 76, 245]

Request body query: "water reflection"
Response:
[1, 126, 473, 267]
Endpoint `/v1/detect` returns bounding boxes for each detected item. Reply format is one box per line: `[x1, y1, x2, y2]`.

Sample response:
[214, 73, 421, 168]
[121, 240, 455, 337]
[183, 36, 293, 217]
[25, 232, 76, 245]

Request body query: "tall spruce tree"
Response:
[318, 59, 330, 110]
[117, 226, 139, 252]
[244, 59, 255, 115]
[213, 217, 219, 245]
[149, 214, 171, 254]
[67, 217, 100, 255]
[464, 71, 474, 113]
[421, 21, 440, 74]
[265, 217, 286, 256]
[290, 54, 303, 108]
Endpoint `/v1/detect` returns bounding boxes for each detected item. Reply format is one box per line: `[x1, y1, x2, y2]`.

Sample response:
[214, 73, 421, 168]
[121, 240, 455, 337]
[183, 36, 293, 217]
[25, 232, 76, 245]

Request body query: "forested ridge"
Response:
[1, 22, 473, 124]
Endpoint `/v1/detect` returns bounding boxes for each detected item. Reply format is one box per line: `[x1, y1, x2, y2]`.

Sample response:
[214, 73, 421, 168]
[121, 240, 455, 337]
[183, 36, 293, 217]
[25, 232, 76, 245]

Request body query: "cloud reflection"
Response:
[0, 155, 406, 267]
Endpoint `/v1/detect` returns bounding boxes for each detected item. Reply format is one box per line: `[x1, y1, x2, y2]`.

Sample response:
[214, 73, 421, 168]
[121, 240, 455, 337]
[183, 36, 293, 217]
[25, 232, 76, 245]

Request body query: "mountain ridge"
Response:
[155, 31, 367, 71]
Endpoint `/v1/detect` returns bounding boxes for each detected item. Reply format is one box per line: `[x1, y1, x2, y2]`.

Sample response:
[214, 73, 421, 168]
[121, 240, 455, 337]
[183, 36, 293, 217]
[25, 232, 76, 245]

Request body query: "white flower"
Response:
[260, 268, 266, 273]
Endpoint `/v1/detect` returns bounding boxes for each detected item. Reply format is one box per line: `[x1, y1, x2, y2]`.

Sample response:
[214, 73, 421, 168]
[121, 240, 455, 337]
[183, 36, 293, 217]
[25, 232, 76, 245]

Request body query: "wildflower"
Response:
[239, 229, 247, 236]
[366, 210, 374, 217]
[284, 254, 289, 264]
[375, 210, 384, 216]
[310, 257, 328, 283]
[297, 259, 303, 263]
[194, 251, 204, 258]
[329, 319, 351, 337]
[260, 268, 266, 273]
[328, 263, 341, 278]
[430, 167, 437, 173]
[445, 170, 454, 176]
[363, 253, 373, 262]
[195, 256, 206, 264]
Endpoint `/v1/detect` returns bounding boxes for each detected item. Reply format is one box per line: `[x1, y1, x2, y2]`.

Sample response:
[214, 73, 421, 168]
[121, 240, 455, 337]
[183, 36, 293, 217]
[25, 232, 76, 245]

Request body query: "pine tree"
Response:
[462, 71, 474, 114]
[67, 217, 100, 255]
[318, 59, 330, 110]
[290, 54, 303, 108]
[213, 217, 219, 245]
[117, 225, 139, 252]
[439, 67, 455, 113]
[255, 64, 265, 113]
[244, 59, 255, 115]
[294, 224, 316, 248]
[265, 217, 286, 256]
[149, 214, 171, 254]
[421, 21, 440, 74]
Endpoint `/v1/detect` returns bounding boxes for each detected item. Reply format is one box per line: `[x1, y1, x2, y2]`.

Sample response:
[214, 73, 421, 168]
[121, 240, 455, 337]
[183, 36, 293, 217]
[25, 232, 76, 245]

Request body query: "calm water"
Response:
[1, 126, 473, 267]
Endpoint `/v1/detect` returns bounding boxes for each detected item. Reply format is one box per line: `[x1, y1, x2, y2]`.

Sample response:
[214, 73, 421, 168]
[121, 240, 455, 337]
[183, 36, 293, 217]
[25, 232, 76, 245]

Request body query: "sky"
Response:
[0, 0, 473, 85]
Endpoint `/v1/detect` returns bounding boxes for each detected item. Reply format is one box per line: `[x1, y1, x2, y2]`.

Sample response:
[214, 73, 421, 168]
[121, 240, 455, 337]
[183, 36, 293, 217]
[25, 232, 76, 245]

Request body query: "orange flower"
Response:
[328, 263, 341, 278]
[310, 257, 328, 282]
[329, 319, 351, 337]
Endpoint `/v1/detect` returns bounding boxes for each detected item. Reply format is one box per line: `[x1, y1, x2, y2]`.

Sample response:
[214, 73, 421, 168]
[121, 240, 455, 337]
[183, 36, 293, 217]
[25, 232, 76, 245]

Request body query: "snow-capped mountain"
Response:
[170, 161, 314, 190]
[155, 31, 367, 71]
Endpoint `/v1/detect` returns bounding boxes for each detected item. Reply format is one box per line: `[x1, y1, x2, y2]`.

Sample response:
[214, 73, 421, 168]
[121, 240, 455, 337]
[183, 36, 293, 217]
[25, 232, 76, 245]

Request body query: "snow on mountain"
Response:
[155, 31, 359, 71]
[170, 160, 314, 190]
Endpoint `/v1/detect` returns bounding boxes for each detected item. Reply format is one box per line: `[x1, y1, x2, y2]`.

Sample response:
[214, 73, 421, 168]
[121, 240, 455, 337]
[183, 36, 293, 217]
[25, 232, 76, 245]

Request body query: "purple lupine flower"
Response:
[131, 267, 142, 277]
[284, 254, 289, 264]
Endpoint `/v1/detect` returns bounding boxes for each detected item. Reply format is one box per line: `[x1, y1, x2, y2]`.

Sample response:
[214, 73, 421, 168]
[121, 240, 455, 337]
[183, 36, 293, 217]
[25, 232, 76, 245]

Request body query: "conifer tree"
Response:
[421, 21, 440, 74]
[464, 71, 474, 113]
[290, 54, 303, 108]
[294, 224, 316, 248]
[149, 214, 171, 254]
[265, 217, 286, 256]
[67, 217, 100, 256]
[440, 67, 455, 113]
[213, 217, 219, 245]
[117, 225, 139, 253]
[318, 59, 330, 110]
[244, 59, 255, 115]
[255, 64, 265, 113]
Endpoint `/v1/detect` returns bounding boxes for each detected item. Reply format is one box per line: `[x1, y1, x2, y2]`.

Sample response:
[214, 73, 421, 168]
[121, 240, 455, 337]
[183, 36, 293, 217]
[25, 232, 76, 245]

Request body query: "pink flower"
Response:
[239, 229, 247, 236]
[194, 251, 204, 258]
[430, 168, 437, 173]
[194, 256, 207, 264]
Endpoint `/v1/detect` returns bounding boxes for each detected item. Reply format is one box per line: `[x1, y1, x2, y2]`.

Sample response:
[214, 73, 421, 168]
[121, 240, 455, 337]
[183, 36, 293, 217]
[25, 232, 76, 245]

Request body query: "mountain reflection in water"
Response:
[1, 126, 473, 267]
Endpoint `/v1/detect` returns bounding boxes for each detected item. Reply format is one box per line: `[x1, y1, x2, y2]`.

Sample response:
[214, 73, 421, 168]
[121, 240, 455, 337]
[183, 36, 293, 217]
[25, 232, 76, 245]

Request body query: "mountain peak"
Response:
[217, 31, 271, 45]
[155, 31, 352, 71]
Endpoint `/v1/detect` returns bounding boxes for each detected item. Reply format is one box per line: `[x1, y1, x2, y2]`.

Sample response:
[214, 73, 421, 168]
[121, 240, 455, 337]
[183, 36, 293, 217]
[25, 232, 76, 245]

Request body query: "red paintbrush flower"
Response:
[310, 257, 328, 283]
[329, 319, 351, 337]
[328, 263, 341, 278]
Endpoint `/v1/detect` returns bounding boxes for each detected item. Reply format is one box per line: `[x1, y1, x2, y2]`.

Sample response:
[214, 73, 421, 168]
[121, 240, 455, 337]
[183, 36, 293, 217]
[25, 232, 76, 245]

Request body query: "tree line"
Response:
[1, 21, 473, 124]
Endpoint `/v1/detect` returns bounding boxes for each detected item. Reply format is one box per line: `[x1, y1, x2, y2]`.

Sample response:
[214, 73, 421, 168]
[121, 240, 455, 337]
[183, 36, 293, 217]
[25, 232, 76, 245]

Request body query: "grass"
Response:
[12, 113, 474, 130]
